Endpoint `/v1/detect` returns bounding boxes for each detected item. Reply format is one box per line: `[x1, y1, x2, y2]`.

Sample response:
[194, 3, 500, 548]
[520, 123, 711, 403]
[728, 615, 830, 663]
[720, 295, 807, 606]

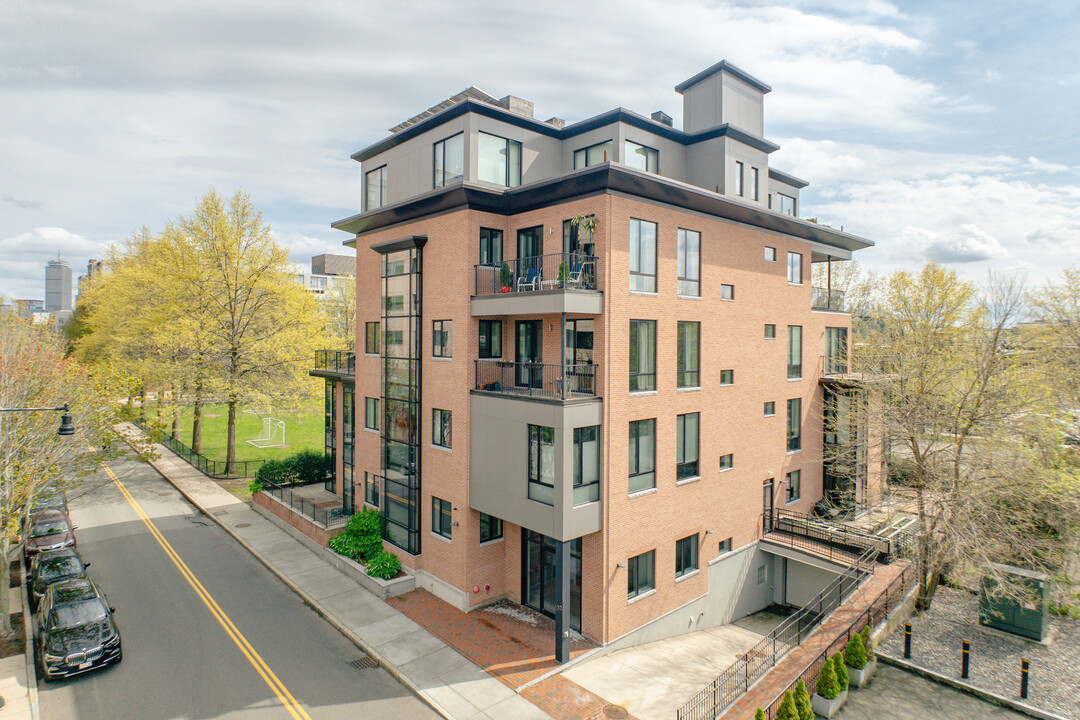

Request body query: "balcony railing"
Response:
[314, 350, 355, 374]
[474, 253, 599, 296]
[812, 286, 845, 312]
[474, 360, 596, 400]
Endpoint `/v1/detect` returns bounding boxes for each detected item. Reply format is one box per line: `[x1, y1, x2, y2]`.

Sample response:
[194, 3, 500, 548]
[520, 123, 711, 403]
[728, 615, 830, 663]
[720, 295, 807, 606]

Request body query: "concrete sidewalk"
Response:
[1, 566, 38, 720]
[117, 423, 552, 720]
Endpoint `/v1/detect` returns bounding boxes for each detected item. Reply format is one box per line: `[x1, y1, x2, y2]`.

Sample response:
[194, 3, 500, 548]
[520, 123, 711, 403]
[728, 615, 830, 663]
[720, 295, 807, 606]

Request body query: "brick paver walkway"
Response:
[723, 561, 911, 720]
[389, 590, 635, 720]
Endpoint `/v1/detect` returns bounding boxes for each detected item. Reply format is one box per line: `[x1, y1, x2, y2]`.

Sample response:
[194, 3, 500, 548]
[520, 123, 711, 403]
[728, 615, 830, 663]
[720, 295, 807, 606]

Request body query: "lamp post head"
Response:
[58, 404, 75, 436]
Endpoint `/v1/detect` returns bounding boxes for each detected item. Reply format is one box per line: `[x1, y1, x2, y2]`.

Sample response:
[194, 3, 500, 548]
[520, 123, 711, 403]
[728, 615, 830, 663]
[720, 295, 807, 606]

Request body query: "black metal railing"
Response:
[474, 360, 596, 399]
[260, 479, 351, 528]
[759, 562, 915, 719]
[314, 350, 355, 374]
[767, 508, 896, 562]
[812, 286, 845, 312]
[677, 546, 878, 720]
[474, 253, 599, 296]
[131, 417, 266, 479]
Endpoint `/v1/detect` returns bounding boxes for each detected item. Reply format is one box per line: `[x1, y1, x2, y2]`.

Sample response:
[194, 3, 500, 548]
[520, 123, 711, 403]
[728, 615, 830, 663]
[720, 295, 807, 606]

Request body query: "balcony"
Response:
[311, 350, 355, 378]
[471, 253, 603, 316]
[474, 360, 596, 401]
[812, 286, 845, 312]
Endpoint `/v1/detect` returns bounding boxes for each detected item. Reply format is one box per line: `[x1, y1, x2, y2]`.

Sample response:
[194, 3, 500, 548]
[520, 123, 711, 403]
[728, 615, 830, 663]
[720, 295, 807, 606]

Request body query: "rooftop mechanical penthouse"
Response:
[310, 60, 880, 661]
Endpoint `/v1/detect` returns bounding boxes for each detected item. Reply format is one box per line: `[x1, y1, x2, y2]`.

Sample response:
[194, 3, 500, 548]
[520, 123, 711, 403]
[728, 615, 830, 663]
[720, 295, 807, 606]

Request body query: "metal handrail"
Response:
[474, 360, 597, 399]
[473, 252, 599, 295]
[313, 350, 355, 374]
[676, 545, 877, 720]
[767, 509, 896, 562]
[131, 417, 266, 479]
[259, 478, 351, 528]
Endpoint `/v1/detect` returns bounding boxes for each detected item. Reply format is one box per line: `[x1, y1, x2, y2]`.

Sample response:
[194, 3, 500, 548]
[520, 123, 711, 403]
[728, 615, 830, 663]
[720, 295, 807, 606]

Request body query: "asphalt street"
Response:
[37, 455, 440, 720]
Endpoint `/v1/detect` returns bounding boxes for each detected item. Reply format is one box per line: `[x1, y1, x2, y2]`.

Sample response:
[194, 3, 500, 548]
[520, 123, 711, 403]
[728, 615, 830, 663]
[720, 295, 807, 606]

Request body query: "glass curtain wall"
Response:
[342, 385, 355, 513]
[324, 380, 336, 492]
[381, 247, 422, 554]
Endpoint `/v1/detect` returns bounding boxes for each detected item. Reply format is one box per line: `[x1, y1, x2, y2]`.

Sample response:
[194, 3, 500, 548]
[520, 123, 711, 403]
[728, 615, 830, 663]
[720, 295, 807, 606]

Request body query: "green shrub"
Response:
[348, 507, 384, 538]
[833, 652, 849, 691]
[860, 625, 874, 658]
[255, 449, 329, 485]
[500, 262, 513, 288]
[844, 634, 867, 670]
[255, 457, 291, 485]
[367, 550, 401, 580]
[816, 657, 840, 700]
[754, 709, 766, 720]
[328, 531, 366, 561]
[794, 679, 813, 720]
[775, 691, 798, 720]
[248, 477, 263, 494]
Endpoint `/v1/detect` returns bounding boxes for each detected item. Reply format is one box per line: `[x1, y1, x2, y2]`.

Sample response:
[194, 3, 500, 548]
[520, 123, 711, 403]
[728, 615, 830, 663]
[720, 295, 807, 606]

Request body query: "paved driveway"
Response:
[837, 664, 1029, 720]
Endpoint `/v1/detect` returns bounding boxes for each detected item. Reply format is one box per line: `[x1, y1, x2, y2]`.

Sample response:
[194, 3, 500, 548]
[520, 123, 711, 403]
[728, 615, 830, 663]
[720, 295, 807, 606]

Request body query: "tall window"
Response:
[787, 398, 802, 452]
[787, 326, 802, 379]
[629, 320, 656, 392]
[751, 167, 759, 200]
[787, 252, 803, 283]
[677, 321, 699, 388]
[365, 165, 387, 211]
[365, 397, 379, 431]
[574, 140, 612, 168]
[628, 550, 655, 598]
[734, 161, 744, 196]
[826, 327, 848, 374]
[433, 133, 464, 187]
[677, 228, 700, 296]
[365, 322, 380, 354]
[624, 140, 659, 173]
[676, 413, 699, 480]
[629, 419, 656, 493]
[478, 132, 521, 187]
[629, 219, 657, 292]
[675, 534, 699, 578]
[479, 319, 501, 359]
[779, 193, 797, 216]
[479, 513, 503, 542]
[432, 320, 452, 358]
[432, 497, 452, 539]
[528, 425, 555, 505]
[479, 228, 503, 266]
[432, 409, 451, 448]
[573, 426, 601, 505]
[365, 472, 380, 508]
[787, 470, 801, 502]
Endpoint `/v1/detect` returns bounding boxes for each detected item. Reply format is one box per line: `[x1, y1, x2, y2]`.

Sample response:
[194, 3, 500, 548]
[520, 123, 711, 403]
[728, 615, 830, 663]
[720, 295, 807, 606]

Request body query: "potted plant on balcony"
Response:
[500, 261, 512, 292]
[811, 656, 847, 718]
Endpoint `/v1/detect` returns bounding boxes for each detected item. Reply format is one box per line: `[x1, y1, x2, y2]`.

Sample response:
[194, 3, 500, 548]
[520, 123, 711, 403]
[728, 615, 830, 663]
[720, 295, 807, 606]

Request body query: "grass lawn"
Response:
[164, 403, 324, 463]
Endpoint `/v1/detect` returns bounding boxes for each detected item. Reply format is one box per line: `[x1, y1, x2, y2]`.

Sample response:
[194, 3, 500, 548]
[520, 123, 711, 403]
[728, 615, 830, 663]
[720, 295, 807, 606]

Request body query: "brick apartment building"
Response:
[315, 60, 881, 659]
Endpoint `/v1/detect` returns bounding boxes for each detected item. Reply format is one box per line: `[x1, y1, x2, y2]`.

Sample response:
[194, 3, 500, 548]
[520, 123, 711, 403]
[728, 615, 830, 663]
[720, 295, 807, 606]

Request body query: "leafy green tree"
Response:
[833, 652, 849, 691]
[794, 679, 813, 720]
[0, 313, 123, 633]
[775, 691, 798, 720]
[816, 657, 840, 699]
[844, 634, 867, 670]
[754, 708, 766, 720]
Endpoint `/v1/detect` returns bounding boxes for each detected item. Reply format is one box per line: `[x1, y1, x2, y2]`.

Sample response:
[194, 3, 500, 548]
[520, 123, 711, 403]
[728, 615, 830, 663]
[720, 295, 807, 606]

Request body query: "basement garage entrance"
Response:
[522, 531, 582, 632]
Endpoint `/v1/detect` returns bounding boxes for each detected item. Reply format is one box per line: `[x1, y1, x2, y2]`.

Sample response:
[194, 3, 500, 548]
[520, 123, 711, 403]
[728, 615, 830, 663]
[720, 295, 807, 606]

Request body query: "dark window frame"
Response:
[628, 550, 656, 599]
[677, 228, 701, 297]
[677, 321, 700, 388]
[364, 165, 387, 211]
[629, 319, 656, 392]
[764, 401, 776, 417]
[765, 323, 776, 339]
[629, 418, 656, 493]
[432, 319, 452, 358]
[478, 131, 522, 188]
[365, 397, 379, 431]
[721, 284, 735, 300]
[573, 425, 601, 506]
[624, 139, 659, 173]
[479, 228, 503, 267]
[676, 412, 700, 480]
[574, 140, 613, 169]
[433, 132, 464, 188]
[365, 472, 381, 508]
[720, 369, 734, 385]
[787, 398, 802, 452]
[432, 408, 452, 449]
[432, 497, 452, 539]
[479, 513, 503, 543]
[629, 219, 658, 293]
[528, 424, 556, 506]
[675, 534, 699, 578]
[365, 322, 380, 354]
[719, 453, 733, 471]
[478, 319, 502, 359]
[787, 469, 801, 502]
[787, 325, 803, 379]
[734, 160, 744, 196]
[787, 251, 803, 283]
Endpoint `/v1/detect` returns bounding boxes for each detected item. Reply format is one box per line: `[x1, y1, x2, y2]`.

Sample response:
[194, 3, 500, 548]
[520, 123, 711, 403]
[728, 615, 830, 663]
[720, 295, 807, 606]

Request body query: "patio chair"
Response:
[567, 262, 585, 287]
[517, 266, 541, 292]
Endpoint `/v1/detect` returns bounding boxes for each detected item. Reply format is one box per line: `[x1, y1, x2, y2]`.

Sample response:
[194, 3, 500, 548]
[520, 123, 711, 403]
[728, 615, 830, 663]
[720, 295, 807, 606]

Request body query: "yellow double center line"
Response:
[102, 462, 313, 720]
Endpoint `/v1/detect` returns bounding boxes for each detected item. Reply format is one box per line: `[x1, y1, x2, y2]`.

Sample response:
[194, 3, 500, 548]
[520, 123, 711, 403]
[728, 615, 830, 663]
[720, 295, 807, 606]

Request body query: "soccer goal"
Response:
[247, 414, 287, 448]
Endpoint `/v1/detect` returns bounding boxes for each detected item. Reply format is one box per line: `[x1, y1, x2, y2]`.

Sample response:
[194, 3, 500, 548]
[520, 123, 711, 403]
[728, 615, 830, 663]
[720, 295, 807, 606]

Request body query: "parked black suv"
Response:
[27, 548, 89, 611]
[36, 578, 121, 680]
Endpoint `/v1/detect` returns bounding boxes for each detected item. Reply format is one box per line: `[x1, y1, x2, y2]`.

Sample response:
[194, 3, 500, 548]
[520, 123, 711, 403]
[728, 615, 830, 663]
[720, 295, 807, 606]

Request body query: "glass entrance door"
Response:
[516, 320, 542, 388]
[517, 226, 543, 280]
[522, 531, 581, 632]
[565, 319, 594, 394]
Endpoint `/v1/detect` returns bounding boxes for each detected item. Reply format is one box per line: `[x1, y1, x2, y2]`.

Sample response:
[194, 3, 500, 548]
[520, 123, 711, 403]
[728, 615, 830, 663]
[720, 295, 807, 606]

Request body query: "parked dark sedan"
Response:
[36, 578, 121, 680]
[27, 548, 89, 611]
[24, 510, 76, 559]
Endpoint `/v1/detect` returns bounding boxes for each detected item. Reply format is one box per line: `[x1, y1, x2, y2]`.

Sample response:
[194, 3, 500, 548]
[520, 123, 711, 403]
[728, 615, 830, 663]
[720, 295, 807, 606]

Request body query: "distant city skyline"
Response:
[3, 1, 1079, 301]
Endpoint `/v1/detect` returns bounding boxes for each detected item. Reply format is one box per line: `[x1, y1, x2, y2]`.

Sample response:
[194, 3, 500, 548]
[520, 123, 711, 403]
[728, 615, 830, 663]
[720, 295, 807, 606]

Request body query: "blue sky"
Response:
[2, 0, 1078, 302]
